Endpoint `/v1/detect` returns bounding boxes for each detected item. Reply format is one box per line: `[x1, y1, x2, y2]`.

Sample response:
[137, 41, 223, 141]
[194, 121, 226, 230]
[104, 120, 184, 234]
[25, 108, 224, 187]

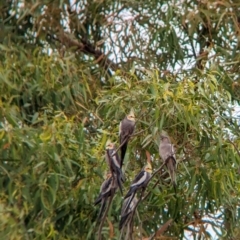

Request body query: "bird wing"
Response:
[112, 148, 121, 167]
[105, 152, 110, 166]
[124, 171, 145, 198]
[94, 176, 113, 205]
[128, 196, 138, 211]
[119, 120, 122, 136]
[107, 149, 124, 194]
[159, 142, 174, 162]
[131, 170, 147, 187]
[119, 118, 135, 164]
[164, 143, 176, 165]
[171, 144, 177, 164]
[106, 149, 117, 171]
[119, 197, 137, 230]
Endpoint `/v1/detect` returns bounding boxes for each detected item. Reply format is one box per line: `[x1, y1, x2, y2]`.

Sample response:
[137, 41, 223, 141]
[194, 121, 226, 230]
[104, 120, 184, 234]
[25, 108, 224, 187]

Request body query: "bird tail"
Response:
[124, 186, 137, 200]
[121, 171, 125, 182]
[115, 168, 124, 195]
[120, 140, 128, 167]
[97, 199, 106, 222]
[122, 193, 135, 216]
[173, 181, 177, 194]
[170, 169, 177, 187]
[118, 175, 123, 195]
[119, 211, 132, 230]
[94, 195, 102, 206]
[166, 157, 177, 190]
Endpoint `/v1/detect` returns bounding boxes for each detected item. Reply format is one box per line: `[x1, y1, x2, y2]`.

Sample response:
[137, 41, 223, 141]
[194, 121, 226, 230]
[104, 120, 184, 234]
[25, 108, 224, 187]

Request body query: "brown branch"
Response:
[141, 179, 160, 202]
[141, 169, 169, 202]
[147, 162, 166, 185]
[53, 31, 119, 73]
[148, 219, 173, 240]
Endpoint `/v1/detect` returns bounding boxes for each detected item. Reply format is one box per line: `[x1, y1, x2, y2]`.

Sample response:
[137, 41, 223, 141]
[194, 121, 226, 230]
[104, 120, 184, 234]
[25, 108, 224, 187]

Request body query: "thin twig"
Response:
[148, 162, 166, 185]
[132, 119, 158, 137]
[141, 170, 169, 203]
[142, 179, 160, 202]
[228, 139, 240, 157]
[136, 209, 142, 240]
[149, 219, 173, 240]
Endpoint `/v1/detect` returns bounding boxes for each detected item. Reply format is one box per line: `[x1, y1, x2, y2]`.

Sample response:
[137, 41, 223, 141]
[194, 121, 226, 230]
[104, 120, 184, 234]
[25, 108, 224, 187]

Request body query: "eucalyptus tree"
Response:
[0, 0, 240, 239]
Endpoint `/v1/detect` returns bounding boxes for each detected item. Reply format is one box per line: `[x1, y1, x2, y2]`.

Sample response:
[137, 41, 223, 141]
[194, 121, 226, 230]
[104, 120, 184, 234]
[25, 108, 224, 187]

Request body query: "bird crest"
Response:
[105, 140, 114, 149]
[144, 162, 152, 173]
[127, 108, 135, 121]
[105, 172, 112, 179]
[160, 132, 170, 142]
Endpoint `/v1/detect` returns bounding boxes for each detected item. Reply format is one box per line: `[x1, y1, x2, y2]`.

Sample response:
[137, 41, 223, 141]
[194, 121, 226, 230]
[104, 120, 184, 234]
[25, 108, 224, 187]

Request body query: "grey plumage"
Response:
[94, 174, 116, 221]
[119, 196, 138, 230]
[159, 134, 177, 190]
[106, 141, 124, 194]
[123, 162, 152, 214]
[119, 110, 135, 167]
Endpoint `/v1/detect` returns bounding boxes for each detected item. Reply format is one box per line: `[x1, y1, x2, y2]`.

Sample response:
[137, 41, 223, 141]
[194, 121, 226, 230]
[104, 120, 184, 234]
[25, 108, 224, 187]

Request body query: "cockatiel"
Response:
[94, 173, 116, 221]
[159, 134, 177, 190]
[119, 196, 138, 230]
[119, 109, 136, 167]
[105, 140, 124, 194]
[123, 162, 152, 213]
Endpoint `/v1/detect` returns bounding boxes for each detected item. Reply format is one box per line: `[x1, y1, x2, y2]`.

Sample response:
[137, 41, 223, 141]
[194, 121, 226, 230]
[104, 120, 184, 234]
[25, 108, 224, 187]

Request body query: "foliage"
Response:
[0, 0, 240, 239]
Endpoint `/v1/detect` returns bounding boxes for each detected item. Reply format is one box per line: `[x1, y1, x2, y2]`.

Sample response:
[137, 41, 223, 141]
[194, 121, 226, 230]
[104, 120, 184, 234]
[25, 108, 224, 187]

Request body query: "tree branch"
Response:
[149, 219, 173, 240]
[52, 31, 119, 73]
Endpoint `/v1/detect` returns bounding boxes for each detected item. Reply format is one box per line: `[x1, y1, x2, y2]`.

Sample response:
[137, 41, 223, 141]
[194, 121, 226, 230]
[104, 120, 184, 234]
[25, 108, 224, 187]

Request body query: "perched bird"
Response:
[159, 134, 177, 190]
[119, 109, 136, 166]
[123, 162, 152, 213]
[94, 173, 116, 221]
[119, 196, 138, 230]
[106, 140, 124, 194]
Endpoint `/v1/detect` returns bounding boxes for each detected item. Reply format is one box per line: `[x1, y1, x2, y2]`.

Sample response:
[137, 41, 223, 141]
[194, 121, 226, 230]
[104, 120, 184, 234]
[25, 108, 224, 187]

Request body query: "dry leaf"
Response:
[106, 217, 114, 238]
[146, 150, 151, 163]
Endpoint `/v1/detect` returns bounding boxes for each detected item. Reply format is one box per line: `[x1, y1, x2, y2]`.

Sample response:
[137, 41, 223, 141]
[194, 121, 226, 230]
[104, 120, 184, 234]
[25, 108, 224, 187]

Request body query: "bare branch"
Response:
[52, 31, 119, 73]
[141, 179, 160, 202]
[149, 219, 173, 240]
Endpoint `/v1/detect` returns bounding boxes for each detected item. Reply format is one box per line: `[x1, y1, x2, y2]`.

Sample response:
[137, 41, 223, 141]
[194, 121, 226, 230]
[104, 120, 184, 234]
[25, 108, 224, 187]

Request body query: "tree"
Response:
[0, 0, 240, 239]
